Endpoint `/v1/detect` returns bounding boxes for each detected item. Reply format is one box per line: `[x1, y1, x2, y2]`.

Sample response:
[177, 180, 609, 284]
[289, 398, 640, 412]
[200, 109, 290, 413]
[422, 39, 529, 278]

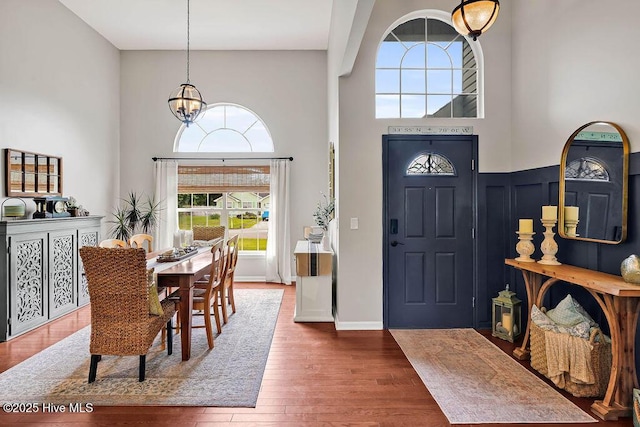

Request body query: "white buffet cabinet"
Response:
[293, 240, 333, 322]
[0, 216, 102, 340]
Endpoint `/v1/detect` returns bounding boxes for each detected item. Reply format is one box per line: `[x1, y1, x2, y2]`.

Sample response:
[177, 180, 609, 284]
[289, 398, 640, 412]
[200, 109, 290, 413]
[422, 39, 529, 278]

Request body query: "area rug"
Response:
[391, 328, 596, 424]
[0, 289, 283, 407]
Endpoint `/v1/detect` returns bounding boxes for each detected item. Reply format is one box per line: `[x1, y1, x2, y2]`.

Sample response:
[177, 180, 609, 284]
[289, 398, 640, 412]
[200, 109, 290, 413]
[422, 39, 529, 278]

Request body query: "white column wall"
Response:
[335, 0, 513, 328]
[0, 0, 120, 232]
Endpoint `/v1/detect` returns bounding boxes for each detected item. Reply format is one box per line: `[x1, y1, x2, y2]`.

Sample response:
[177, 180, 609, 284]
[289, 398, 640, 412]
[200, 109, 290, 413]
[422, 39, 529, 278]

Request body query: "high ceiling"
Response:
[58, 0, 333, 50]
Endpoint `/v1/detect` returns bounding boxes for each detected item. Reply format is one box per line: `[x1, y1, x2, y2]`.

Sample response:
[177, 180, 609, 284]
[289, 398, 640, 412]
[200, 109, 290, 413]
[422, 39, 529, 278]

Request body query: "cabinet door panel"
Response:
[48, 230, 77, 318]
[10, 233, 47, 336]
[77, 227, 100, 306]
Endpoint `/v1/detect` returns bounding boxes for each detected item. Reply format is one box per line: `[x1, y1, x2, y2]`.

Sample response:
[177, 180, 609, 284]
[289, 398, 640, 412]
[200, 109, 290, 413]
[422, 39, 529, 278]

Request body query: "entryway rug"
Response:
[391, 328, 596, 424]
[0, 289, 283, 407]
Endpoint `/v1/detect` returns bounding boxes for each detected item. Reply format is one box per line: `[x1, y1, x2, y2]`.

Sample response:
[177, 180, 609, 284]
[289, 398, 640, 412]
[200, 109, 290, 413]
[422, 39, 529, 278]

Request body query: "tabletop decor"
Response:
[564, 206, 579, 237]
[515, 218, 535, 262]
[539, 205, 561, 265]
[313, 193, 334, 250]
[621, 254, 640, 284]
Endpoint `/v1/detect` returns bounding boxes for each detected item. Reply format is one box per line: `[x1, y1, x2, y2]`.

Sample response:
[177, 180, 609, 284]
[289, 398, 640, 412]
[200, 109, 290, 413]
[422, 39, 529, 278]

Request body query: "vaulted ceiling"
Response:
[58, 0, 333, 50]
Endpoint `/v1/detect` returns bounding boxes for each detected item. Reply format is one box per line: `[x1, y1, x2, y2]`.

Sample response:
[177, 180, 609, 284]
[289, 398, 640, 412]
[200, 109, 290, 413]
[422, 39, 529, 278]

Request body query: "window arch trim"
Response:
[173, 102, 274, 153]
[376, 9, 485, 118]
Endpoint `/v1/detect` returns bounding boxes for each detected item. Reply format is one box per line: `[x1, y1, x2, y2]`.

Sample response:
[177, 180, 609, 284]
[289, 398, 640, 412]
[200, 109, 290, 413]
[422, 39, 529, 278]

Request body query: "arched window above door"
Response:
[406, 152, 456, 176]
[376, 11, 484, 119]
[174, 103, 274, 153]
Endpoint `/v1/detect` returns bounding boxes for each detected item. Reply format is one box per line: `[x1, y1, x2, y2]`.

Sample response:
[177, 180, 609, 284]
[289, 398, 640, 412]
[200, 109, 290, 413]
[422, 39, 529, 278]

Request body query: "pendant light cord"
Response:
[186, 0, 191, 83]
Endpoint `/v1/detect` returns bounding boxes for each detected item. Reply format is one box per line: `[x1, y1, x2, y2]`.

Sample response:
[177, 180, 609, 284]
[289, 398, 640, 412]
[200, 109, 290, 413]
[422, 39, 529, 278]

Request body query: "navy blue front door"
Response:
[383, 135, 476, 328]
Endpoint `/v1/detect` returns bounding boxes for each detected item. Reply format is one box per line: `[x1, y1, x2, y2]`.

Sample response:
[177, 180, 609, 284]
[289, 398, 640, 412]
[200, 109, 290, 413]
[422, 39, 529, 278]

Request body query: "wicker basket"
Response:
[530, 320, 612, 397]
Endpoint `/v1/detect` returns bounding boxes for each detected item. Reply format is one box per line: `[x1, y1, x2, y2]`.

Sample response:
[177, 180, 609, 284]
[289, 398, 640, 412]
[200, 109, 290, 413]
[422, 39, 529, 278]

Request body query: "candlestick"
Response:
[564, 217, 579, 237]
[542, 205, 557, 221]
[515, 231, 535, 262]
[518, 219, 533, 234]
[538, 218, 561, 265]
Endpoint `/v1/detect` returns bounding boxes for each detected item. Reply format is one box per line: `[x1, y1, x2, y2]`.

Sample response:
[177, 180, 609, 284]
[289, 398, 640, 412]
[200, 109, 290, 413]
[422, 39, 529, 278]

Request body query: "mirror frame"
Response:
[4, 148, 63, 197]
[558, 121, 629, 244]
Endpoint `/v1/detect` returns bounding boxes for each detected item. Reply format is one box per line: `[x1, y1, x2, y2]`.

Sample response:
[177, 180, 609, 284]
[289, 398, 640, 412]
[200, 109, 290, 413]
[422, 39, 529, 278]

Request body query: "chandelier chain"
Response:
[186, 0, 190, 83]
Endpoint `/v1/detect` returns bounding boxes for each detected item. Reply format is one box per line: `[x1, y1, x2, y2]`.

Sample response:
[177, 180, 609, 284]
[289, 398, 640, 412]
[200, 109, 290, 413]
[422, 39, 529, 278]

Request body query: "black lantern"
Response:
[492, 284, 521, 342]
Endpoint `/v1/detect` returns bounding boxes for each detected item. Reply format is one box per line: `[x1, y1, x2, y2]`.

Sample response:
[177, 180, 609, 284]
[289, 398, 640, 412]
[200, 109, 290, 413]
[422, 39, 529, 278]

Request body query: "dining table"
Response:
[146, 246, 214, 361]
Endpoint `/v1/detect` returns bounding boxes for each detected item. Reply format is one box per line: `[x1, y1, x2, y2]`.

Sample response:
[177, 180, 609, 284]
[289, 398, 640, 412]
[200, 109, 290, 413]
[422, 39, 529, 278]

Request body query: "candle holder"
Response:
[564, 217, 579, 237]
[538, 218, 561, 265]
[515, 232, 535, 262]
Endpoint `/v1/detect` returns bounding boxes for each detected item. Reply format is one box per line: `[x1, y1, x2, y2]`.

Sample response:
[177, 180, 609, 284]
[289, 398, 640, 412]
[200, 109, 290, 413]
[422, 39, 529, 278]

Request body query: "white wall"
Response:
[511, 0, 640, 171]
[0, 0, 120, 233]
[119, 50, 328, 279]
[335, 0, 513, 328]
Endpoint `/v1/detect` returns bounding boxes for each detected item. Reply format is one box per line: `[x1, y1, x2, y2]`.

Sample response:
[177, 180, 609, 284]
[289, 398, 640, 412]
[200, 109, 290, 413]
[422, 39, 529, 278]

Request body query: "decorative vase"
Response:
[621, 254, 640, 284]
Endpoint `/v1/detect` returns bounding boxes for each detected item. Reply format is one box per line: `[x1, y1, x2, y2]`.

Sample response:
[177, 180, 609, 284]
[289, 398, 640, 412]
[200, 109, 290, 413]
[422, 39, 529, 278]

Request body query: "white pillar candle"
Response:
[542, 205, 557, 221]
[173, 231, 182, 248]
[518, 219, 533, 233]
[564, 206, 579, 221]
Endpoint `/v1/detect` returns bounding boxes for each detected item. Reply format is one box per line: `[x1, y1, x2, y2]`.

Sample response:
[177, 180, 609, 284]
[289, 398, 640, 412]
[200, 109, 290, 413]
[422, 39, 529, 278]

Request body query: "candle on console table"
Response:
[518, 219, 533, 233]
[502, 312, 513, 334]
[542, 205, 557, 221]
[565, 206, 579, 221]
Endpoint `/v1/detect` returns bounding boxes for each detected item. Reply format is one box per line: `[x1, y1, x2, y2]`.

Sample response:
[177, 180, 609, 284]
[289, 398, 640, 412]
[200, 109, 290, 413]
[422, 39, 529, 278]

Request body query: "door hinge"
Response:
[472, 297, 476, 308]
[471, 159, 475, 170]
[471, 228, 475, 239]
[7, 318, 10, 326]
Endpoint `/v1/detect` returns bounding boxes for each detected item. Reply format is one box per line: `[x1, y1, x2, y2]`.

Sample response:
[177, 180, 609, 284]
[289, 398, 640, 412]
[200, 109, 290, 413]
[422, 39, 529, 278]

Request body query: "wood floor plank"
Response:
[0, 282, 630, 426]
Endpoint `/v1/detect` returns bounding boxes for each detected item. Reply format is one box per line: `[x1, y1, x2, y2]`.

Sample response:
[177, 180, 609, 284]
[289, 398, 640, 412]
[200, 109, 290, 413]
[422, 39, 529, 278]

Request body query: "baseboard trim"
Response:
[334, 312, 383, 330]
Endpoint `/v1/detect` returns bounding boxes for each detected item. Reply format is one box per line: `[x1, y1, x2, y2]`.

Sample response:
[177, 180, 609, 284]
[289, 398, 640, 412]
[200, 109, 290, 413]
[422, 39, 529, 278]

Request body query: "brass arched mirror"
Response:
[559, 121, 629, 244]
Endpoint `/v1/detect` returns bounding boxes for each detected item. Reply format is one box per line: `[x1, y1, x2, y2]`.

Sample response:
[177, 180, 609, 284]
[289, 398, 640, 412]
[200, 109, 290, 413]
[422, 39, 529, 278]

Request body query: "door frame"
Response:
[382, 134, 479, 329]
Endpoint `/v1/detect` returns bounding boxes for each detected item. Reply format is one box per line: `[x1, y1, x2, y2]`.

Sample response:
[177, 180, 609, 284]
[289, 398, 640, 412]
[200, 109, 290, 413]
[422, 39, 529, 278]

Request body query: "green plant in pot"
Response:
[108, 192, 162, 242]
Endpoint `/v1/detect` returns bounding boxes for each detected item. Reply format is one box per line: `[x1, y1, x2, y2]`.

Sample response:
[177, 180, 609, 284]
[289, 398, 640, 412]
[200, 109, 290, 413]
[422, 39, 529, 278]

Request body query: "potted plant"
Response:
[313, 193, 335, 250]
[108, 192, 162, 242]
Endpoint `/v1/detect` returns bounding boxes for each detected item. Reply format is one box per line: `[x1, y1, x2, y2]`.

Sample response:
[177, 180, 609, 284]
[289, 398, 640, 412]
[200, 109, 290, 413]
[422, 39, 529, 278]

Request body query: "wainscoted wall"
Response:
[477, 152, 640, 373]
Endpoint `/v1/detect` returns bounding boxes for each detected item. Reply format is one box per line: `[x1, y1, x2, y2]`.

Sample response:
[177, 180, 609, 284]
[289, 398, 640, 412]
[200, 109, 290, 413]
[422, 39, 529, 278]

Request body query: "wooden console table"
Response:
[506, 259, 640, 420]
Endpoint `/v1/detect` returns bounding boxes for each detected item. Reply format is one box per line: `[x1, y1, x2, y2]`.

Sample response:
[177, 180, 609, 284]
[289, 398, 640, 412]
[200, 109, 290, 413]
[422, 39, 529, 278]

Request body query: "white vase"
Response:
[321, 233, 330, 250]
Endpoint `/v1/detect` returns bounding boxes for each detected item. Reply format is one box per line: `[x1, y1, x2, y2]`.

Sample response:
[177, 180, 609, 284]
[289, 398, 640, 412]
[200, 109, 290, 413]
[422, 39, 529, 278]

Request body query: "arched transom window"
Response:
[565, 157, 610, 181]
[376, 11, 482, 119]
[406, 152, 456, 176]
[175, 103, 274, 153]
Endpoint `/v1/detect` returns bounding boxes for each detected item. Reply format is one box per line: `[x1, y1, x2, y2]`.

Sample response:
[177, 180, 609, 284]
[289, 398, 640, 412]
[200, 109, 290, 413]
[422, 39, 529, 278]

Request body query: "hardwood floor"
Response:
[0, 283, 631, 426]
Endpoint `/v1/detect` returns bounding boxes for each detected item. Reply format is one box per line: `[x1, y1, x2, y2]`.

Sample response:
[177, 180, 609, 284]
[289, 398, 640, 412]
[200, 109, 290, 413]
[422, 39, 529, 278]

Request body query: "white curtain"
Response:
[153, 160, 178, 250]
[266, 159, 292, 284]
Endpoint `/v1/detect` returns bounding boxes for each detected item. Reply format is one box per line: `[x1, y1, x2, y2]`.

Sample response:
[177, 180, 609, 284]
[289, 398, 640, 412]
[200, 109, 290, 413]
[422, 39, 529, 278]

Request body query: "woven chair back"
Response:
[79, 246, 154, 355]
[193, 225, 226, 241]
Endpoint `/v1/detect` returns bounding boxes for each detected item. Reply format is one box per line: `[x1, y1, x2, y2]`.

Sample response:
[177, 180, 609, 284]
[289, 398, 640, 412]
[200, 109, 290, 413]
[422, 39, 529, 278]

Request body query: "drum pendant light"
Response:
[168, 0, 206, 126]
[451, 0, 500, 41]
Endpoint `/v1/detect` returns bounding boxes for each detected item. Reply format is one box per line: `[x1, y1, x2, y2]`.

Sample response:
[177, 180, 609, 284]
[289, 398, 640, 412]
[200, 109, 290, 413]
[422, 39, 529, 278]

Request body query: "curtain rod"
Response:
[152, 156, 293, 161]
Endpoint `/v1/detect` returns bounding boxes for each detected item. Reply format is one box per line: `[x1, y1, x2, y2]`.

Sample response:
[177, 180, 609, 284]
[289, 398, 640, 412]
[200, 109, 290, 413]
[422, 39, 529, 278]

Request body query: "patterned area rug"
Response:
[391, 329, 597, 424]
[0, 289, 283, 407]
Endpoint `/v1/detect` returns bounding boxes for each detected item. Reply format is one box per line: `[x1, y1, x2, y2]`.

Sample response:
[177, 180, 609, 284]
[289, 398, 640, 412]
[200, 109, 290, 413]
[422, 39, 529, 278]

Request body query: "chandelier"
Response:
[451, 0, 500, 41]
[168, 0, 206, 126]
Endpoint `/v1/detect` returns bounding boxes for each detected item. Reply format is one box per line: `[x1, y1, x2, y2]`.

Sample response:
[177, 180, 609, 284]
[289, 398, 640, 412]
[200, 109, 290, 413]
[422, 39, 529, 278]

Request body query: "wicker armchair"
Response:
[79, 247, 176, 382]
[192, 225, 226, 242]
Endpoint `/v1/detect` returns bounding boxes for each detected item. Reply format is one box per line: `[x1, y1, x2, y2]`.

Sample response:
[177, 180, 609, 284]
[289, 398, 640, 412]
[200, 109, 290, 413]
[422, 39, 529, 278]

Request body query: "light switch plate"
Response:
[350, 218, 358, 230]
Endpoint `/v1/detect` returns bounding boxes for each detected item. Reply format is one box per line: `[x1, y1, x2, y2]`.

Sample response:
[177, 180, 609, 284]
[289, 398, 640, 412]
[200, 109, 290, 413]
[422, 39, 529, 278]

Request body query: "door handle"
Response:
[390, 241, 405, 247]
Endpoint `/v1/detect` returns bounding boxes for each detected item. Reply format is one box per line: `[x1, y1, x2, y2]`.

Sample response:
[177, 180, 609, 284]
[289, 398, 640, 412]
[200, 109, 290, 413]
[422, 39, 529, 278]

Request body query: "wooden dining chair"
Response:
[174, 240, 226, 349]
[98, 238, 127, 248]
[129, 233, 153, 252]
[220, 234, 239, 324]
[79, 247, 176, 382]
